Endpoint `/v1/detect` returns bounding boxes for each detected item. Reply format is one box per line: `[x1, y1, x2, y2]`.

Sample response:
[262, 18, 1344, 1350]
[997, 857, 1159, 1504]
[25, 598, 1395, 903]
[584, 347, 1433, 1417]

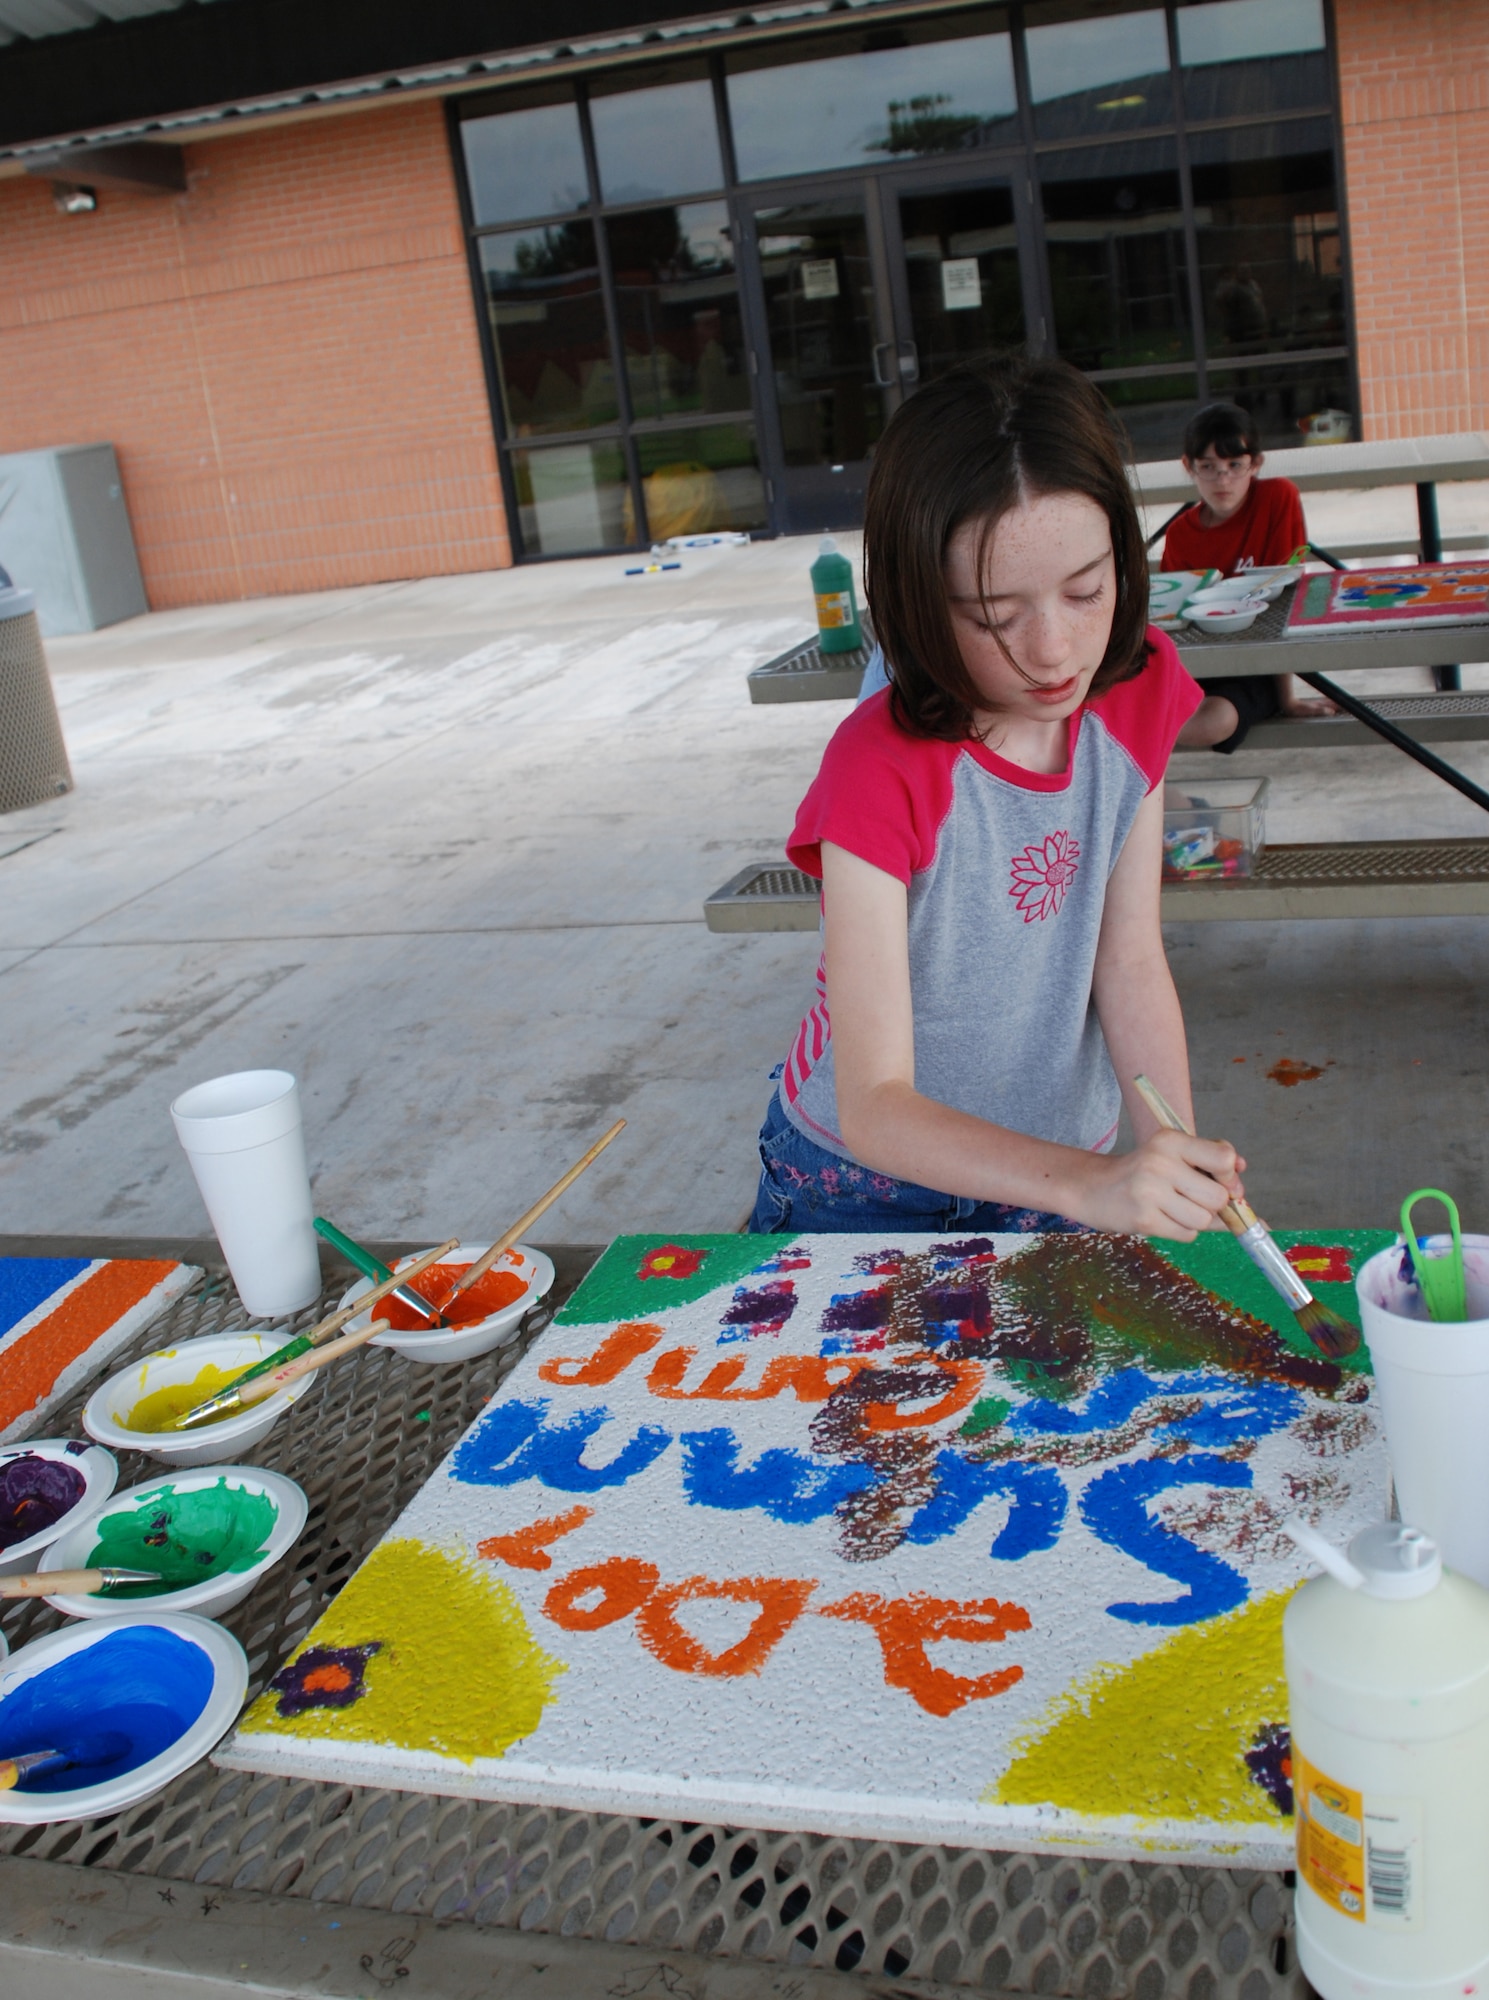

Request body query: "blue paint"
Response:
[820, 1288, 892, 1335]
[0, 1626, 213, 1792]
[0, 1256, 89, 1338]
[904, 1451, 1067, 1560]
[1009, 1367, 1162, 1436]
[1152, 1379, 1304, 1449]
[1080, 1455, 1251, 1626]
[451, 1399, 672, 1493]
[680, 1428, 878, 1523]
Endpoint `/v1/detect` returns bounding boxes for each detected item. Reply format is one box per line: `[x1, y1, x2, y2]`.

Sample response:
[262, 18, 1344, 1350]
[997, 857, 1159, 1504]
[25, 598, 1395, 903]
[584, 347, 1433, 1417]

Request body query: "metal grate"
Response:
[738, 866, 819, 897]
[704, 863, 821, 933]
[747, 625, 875, 705]
[0, 608, 73, 815]
[1362, 692, 1489, 719]
[1255, 836, 1489, 883]
[0, 1265, 1302, 1997]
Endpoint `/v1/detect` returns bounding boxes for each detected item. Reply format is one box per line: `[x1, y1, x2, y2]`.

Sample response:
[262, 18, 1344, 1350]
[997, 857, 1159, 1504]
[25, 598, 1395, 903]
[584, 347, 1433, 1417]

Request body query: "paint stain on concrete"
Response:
[1267, 1057, 1334, 1087]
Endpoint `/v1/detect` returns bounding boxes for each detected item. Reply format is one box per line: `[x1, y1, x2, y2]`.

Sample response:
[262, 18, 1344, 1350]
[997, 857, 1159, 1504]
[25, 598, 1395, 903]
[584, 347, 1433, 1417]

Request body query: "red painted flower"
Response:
[1009, 831, 1081, 923]
[1286, 1243, 1353, 1285]
[638, 1243, 708, 1281]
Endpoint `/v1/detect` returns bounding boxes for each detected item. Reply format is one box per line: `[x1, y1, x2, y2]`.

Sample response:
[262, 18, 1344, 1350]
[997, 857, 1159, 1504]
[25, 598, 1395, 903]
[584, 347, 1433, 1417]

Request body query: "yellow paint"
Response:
[242, 1539, 564, 1763]
[991, 1588, 1297, 1826]
[125, 1363, 246, 1432]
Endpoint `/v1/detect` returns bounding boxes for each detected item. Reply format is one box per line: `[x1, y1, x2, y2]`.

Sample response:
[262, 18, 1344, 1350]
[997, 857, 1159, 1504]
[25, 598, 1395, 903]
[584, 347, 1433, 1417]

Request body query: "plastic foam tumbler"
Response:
[1356, 1235, 1489, 1590]
[171, 1070, 321, 1317]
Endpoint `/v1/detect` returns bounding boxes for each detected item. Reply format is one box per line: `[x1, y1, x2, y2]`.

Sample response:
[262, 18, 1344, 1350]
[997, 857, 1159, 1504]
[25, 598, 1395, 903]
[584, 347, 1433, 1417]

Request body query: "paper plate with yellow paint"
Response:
[218, 1230, 1390, 1861]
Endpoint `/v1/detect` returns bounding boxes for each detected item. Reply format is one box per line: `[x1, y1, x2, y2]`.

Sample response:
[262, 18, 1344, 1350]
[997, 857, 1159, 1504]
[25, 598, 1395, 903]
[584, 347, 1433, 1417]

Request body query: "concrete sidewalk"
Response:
[2, 528, 1489, 1243]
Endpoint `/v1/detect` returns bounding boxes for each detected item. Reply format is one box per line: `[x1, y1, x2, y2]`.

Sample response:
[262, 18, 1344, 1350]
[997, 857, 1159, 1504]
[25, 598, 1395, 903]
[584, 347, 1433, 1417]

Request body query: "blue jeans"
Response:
[747, 1091, 1087, 1236]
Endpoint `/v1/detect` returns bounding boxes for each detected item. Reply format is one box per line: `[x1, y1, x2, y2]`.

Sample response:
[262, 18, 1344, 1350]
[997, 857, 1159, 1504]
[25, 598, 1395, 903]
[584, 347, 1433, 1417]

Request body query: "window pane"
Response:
[1098, 372, 1200, 458]
[462, 99, 590, 226]
[634, 424, 768, 539]
[1206, 359, 1353, 450]
[727, 16, 1016, 181]
[1041, 142, 1193, 374]
[590, 72, 724, 203]
[755, 197, 888, 469]
[607, 203, 752, 424]
[511, 441, 631, 556]
[898, 185, 1026, 381]
[1178, 0, 1329, 118]
[479, 222, 617, 437]
[1025, 5, 1172, 141]
[1189, 126, 1345, 359]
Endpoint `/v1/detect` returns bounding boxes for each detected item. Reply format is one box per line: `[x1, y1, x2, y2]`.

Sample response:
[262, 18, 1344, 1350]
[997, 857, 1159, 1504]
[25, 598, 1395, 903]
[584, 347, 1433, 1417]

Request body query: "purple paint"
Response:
[0, 1454, 86, 1551]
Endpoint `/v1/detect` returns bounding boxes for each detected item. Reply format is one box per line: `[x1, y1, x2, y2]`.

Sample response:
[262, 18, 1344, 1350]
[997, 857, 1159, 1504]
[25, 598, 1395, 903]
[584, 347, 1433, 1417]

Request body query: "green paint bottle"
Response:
[811, 535, 862, 654]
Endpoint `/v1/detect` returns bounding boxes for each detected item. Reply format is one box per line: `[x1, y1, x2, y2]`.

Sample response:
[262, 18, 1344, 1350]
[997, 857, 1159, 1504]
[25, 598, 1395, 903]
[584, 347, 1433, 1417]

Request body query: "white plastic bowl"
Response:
[0, 1440, 116, 1579]
[1187, 580, 1263, 606]
[340, 1242, 555, 1364]
[39, 1463, 307, 1622]
[1187, 598, 1268, 633]
[83, 1332, 317, 1468]
[0, 1611, 246, 1824]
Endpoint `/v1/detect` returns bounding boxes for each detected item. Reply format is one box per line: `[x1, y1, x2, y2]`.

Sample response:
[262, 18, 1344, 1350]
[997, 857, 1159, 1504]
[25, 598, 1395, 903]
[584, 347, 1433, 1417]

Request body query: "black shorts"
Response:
[1199, 674, 1279, 754]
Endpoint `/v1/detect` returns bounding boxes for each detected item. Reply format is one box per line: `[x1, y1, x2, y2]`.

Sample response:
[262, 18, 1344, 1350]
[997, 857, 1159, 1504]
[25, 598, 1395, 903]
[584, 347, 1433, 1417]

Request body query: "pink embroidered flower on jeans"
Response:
[1009, 831, 1081, 922]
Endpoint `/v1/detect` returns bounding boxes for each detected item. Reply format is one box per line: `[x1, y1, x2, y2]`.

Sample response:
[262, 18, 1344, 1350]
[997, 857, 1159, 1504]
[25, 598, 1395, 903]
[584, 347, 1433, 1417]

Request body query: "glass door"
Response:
[881, 168, 1039, 391]
[737, 190, 896, 534]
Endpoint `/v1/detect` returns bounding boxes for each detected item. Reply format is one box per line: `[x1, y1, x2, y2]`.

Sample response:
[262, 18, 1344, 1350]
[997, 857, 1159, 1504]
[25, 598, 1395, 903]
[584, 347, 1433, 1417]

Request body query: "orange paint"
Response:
[479, 1505, 594, 1571]
[635, 1575, 817, 1678]
[302, 1663, 354, 1695]
[0, 1259, 176, 1434]
[382, 1262, 526, 1332]
[544, 1556, 660, 1632]
[1267, 1057, 1333, 1088]
[647, 1349, 871, 1402]
[861, 1355, 984, 1431]
[539, 1323, 663, 1386]
[817, 1591, 1031, 1717]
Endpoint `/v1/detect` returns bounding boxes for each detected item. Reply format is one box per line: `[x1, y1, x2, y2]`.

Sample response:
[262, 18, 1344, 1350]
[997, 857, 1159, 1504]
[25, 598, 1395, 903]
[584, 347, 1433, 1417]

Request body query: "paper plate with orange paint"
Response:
[338, 1244, 555, 1365]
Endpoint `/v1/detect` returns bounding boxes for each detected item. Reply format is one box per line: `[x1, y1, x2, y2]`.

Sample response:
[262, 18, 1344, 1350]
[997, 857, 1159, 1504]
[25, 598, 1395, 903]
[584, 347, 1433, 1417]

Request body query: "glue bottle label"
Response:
[815, 591, 854, 629]
[1295, 1750, 1422, 1930]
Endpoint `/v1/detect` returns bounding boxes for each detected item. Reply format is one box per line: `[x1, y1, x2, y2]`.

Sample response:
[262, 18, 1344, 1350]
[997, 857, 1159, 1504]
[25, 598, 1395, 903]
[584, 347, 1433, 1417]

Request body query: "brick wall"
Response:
[1336, 0, 1489, 437]
[0, 100, 510, 608]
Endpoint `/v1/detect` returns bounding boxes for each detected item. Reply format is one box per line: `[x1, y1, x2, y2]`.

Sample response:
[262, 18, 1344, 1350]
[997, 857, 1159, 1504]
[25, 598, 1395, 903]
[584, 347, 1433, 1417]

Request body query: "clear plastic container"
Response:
[1162, 775, 1268, 883]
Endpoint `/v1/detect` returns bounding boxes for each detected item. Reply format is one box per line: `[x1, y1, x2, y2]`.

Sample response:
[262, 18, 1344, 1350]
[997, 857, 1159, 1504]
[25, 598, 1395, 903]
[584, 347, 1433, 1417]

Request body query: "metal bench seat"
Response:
[1243, 690, 1489, 749]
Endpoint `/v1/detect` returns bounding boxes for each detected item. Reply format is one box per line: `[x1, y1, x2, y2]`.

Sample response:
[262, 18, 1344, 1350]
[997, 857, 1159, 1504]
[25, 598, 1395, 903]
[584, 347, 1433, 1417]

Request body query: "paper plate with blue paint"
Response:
[0, 1611, 247, 1823]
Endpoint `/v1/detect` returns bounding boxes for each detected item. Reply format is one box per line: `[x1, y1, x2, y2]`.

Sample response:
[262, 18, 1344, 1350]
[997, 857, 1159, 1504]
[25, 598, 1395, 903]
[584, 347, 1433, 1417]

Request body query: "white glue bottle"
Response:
[1284, 1517, 1489, 1998]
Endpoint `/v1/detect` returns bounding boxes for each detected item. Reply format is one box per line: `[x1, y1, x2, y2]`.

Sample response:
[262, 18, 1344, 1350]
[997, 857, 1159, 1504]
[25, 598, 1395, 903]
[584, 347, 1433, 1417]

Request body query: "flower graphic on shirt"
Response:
[1009, 831, 1081, 922]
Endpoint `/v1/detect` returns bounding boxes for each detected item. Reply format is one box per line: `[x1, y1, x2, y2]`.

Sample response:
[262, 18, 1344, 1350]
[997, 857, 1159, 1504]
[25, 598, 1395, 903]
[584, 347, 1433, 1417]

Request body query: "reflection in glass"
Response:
[479, 223, 616, 437]
[1024, 5, 1172, 140]
[1188, 129, 1344, 358]
[1041, 144, 1192, 374]
[1207, 360, 1352, 449]
[590, 71, 725, 203]
[628, 424, 769, 539]
[728, 16, 1016, 182]
[756, 199, 888, 470]
[1178, 0, 1328, 119]
[512, 441, 631, 556]
[1097, 373, 1200, 458]
[462, 99, 590, 227]
[898, 185, 1026, 382]
[607, 203, 752, 424]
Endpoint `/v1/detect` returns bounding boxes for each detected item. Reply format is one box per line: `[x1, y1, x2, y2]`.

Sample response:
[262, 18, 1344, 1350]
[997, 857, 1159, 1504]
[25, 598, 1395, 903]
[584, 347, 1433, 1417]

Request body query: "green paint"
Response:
[555, 1233, 783, 1324]
[960, 1395, 1011, 1439]
[86, 1477, 279, 1595]
[1155, 1230, 1387, 1377]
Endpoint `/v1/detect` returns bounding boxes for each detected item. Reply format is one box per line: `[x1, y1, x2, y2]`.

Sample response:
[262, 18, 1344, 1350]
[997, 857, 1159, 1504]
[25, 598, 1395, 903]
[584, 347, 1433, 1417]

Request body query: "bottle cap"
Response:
[818, 535, 837, 555]
[1347, 1521, 1442, 1600]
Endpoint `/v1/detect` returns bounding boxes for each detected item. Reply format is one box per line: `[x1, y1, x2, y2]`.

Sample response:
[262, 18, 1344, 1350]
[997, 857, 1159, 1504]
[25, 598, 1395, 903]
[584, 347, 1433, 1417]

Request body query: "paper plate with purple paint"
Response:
[0, 1439, 117, 1578]
[0, 1611, 247, 1822]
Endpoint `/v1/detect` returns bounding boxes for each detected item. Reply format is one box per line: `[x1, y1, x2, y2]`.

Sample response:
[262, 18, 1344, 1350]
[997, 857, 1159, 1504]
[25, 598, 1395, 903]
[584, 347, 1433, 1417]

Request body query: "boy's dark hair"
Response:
[1183, 399, 1261, 464]
[862, 355, 1150, 743]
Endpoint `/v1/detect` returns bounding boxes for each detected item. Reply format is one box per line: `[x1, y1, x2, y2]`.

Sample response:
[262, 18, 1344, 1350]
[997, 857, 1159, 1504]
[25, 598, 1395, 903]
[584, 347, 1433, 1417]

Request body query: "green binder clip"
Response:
[1400, 1188, 1468, 1323]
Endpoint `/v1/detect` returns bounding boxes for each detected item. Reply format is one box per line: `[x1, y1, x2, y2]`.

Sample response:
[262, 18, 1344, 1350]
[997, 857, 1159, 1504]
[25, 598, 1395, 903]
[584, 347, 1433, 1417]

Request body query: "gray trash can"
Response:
[0, 583, 73, 813]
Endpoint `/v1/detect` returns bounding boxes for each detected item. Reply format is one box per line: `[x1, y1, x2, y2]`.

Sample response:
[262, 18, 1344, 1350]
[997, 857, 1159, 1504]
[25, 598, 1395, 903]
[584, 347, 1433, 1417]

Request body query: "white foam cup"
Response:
[170, 1070, 321, 1317]
[1357, 1235, 1489, 1589]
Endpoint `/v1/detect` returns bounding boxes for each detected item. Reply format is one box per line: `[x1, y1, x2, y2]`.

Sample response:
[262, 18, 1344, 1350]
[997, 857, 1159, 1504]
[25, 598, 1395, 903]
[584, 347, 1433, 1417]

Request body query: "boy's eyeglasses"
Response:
[1191, 457, 1255, 480]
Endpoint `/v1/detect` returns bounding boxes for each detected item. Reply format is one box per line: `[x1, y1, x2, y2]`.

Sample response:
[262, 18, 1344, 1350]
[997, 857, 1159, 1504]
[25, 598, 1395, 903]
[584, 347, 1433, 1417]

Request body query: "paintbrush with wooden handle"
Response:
[436, 1120, 626, 1309]
[178, 1319, 391, 1426]
[0, 1567, 161, 1599]
[1133, 1074, 1359, 1359]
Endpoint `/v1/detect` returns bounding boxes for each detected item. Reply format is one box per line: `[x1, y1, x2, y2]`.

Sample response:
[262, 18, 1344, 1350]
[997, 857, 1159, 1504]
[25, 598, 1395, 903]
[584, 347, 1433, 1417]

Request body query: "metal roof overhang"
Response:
[0, 0, 956, 162]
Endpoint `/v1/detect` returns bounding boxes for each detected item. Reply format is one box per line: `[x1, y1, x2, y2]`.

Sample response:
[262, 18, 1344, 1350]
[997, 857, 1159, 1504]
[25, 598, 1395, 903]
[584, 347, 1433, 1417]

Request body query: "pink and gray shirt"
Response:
[777, 630, 1201, 1162]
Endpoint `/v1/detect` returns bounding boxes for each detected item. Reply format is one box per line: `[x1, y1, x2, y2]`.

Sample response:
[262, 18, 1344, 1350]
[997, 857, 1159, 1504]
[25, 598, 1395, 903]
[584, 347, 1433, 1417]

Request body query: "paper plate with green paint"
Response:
[219, 1229, 1391, 1865]
[40, 1465, 307, 1622]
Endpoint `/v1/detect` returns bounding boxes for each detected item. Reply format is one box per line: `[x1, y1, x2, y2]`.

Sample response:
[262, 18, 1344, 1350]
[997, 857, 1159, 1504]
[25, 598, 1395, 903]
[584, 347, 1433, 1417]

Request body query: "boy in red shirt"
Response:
[1164, 402, 1334, 750]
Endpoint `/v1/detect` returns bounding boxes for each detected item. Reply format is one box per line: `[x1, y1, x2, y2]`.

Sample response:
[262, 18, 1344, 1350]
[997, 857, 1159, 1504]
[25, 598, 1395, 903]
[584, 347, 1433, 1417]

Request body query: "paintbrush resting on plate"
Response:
[175, 1319, 390, 1427]
[1132, 1074, 1360, 1360]
[313, 1216, 450, 1327]
[0, 1567, 161, 1599]
[436, 1119, 626, 1309]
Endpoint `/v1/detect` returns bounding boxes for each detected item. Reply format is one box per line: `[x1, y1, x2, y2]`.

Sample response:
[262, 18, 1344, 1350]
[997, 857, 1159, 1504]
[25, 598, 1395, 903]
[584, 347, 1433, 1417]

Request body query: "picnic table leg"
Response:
[1418, 481, 1462, 689]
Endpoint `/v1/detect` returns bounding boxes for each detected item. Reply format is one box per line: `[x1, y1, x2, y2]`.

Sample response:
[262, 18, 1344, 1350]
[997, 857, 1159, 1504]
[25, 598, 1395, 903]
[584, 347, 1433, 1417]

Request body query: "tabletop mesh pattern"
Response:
[0, 609, 73, 814]
[1257, 837, 1489, 883]
[736, 867, 820, 898]
[0, 1271, 1302, 1998]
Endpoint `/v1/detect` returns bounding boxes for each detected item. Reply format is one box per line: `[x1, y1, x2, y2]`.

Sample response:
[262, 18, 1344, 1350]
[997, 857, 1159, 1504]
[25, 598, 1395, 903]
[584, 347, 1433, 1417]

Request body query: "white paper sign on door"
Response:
[941, 257, 982, 310]
[800, 257, 840, 300]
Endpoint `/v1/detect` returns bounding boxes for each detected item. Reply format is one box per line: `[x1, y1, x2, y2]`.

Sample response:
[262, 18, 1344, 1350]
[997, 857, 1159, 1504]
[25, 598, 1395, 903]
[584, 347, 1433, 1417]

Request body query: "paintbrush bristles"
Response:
[1295, 1298, 1362, 1361]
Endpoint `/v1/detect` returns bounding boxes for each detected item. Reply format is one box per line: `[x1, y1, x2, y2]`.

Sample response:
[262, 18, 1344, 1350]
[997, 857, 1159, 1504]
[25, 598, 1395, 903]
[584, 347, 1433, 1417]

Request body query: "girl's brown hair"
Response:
[863, 354, 1151, 741]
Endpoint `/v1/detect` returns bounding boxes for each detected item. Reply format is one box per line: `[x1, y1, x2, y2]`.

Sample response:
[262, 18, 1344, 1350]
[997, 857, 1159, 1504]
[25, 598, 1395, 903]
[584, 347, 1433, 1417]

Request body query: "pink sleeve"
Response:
[785, 692, 954, 883]
[1090, 631, 1204, 791]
